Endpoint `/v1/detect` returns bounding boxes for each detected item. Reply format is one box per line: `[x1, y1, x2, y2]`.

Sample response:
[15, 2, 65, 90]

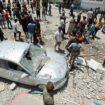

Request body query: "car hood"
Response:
[37, 51, 68, 80]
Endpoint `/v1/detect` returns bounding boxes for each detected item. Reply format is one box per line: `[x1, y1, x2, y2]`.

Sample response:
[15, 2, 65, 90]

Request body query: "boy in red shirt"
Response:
[4, 9, 12, 29]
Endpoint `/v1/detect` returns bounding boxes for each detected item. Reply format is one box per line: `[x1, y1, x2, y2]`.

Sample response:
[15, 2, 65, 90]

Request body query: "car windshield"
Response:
[20, 44, 47, 74]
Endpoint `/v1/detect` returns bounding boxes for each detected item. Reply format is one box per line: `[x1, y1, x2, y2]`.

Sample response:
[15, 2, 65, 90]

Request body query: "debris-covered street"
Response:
[0, 0, 105, 105]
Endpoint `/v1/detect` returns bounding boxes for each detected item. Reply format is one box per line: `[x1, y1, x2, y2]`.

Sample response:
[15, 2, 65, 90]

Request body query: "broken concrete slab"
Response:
[77, 58, 105, 71]
[9, 82, 17, 90]
[87, 59, 100, 71]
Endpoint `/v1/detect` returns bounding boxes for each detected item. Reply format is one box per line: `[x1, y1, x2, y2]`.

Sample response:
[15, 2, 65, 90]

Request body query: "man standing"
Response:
[42, 6, 46, 21]
[27, 19, 36, 43]
[36, 6, 40, 20]
[79, 16, 87, 34]
[7, 0, 12, 18]
[68, 41, 81, 65]
[4, 9, 12, 29]
[12, 19, 21, 41]
[48, 3, 52, 16]
[54, 27, 63, 51]
[87, 8, 93, 20]
[77, 12, 82, 25]
[0, 12, 6, 29]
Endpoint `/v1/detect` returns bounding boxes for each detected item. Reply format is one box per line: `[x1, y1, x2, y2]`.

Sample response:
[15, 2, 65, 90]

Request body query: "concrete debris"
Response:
[9, 82, 17, 90]
[62, 98, 79, 105]
[11, 93, 44, 105]
[0, 82, 6, 92]
[86, 95, 91, 99]
[98, 64, 105, 71]
[87, 59, 100, 71]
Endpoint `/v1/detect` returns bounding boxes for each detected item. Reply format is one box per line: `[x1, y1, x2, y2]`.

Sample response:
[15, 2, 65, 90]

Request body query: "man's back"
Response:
[87, 10, 93, 19]
[70, 42, 81, 52]
[27, 22, 36, 33]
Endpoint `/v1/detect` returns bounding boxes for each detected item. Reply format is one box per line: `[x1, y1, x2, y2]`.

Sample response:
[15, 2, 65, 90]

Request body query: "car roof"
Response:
[0, 41, 30, 63]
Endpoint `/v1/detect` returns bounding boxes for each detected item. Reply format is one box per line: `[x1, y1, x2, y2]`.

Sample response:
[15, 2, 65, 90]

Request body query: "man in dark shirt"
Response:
[27, 19, 36, 43]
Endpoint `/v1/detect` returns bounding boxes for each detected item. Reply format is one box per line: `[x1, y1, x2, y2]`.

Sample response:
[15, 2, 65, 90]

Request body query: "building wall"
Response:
[81, 0, 105, 10]
[49, 0, 63, 3]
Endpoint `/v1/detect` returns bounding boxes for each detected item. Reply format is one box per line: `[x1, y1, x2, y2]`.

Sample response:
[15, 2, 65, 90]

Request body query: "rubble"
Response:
[0, 82, 6, 92]
[9, 82, 17, 90]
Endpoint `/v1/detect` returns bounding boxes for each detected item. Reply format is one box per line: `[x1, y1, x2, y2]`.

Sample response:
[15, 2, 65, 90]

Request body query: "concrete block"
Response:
[87, 59, 100, 71]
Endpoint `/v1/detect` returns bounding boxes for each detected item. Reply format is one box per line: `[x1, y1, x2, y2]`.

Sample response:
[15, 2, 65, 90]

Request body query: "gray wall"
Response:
[81, 0, 105, 10]
[49, 0, 63, 3]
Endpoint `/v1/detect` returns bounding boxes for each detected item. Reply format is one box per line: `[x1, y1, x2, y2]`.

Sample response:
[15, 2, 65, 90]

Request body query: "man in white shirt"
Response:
[87, 8, 93, 20]
[12, 19, 21, 41]
[54, 27, 63, 51]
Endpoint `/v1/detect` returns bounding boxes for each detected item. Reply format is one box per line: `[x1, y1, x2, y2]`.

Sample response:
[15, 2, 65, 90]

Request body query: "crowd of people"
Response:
[55, 5, 105, 66]
[0, 0, 52, 44]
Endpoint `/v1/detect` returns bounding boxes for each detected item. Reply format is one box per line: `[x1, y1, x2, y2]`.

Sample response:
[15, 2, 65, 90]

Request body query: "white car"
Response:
[0, 41, 68, 90]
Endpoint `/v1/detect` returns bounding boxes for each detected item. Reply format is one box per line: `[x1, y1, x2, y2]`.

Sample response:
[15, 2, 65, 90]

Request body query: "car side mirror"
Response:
[21, 73, 29, 79]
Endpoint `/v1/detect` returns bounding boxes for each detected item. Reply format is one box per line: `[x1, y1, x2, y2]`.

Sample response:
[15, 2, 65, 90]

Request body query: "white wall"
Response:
[81, 0, 105, 10]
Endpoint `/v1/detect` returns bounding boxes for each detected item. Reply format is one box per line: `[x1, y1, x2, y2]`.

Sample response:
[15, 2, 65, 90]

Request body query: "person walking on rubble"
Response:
[27, 19, 36, 43]
[42, 6, 46, 21]
[43, 82, 54, 105]
[12, 19, 21, 41]
[36, 6, 40, 20]
[59, 3, 61, 14]
[4, 9, 12, 29]
[48, 3, 52, 16]
[54, 27, 63, 51]
[68, 40, 82, 65]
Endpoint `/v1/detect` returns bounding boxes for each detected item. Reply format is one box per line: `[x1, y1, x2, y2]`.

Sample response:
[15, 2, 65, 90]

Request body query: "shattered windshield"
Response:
[20, 44, 47, 74]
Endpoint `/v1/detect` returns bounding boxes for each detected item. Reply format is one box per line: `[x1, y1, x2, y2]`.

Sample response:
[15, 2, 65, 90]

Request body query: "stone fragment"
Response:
[88, 59, 100, 71]
[86, 95, 91, 99]
[9, 82, 17, 90]
[0, 82, 6, 92]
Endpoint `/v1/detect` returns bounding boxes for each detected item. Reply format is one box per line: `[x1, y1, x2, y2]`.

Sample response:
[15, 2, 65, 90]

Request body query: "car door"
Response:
[7, 61, 37, 86]
[0, 59, 14, 81]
